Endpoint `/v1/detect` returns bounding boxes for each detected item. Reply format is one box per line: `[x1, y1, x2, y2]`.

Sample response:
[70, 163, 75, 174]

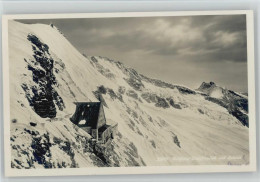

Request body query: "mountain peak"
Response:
[198, 81, 216, 90]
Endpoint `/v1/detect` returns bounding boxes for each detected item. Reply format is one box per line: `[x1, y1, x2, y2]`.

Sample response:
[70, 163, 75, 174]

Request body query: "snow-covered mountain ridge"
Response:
[197, 82, 248, 127]
[9, 21, 249, 169]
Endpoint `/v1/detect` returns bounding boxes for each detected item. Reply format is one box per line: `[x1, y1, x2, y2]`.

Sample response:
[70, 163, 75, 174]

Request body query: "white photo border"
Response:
[2, 10, 256, 177]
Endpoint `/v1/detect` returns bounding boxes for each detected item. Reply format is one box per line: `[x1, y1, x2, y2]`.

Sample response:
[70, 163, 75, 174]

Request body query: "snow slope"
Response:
[8, 20, 249, 168]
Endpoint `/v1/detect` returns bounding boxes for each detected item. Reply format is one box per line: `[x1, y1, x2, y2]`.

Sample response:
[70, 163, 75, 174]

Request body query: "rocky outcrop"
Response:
[141, 92, 170, 108]
[200, 82, 249, 127]
[124, 77, 144, 91]
[22, 34, 65, 118]
[94, 85, 123, 103]
[88, 56, 115, 79]
[11, 125, 96, 169]
[198, 81, 216, 92]
[126, 90, 139, 100]
[168, 98, 182, 109]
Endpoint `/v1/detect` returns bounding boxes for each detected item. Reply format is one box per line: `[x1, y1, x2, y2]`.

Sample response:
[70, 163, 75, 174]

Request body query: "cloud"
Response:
[17, 15, 248, 92]
[18, 15, 247, 63]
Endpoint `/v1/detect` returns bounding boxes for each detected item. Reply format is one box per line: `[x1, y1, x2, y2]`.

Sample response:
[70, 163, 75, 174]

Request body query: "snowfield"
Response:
[8, 20, 249, 169]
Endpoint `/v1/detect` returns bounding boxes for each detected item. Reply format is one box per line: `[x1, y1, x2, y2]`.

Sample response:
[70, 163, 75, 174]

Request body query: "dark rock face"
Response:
[94, 85, 123, 103]
[229, 108, 249, 127]
[125, 77, 144, 91]
[228, 90, 248, 112]
[198, 81, 216, 91]
[205, 95, 249, 127]
[155, 97, 170, 108]
[141, 93, 157, 103]
[97, 85, 107, 94]
[177, 87, 196, 95]
[198, 108, 204, 114]
[89, 56, 115, 79]
[30, 132, 53, 168]
[168, 98, 182, 109]
[107, 89, 118, 100]
[22, 34, 65, 118]
[224, 93, 249, 127]
[11, 124, 96, 169]
[126, 90, 138, 100]
[59, 141, 78, 168]
[173, 135, 181, 148]
[118, 86, 126, 94]
[90, 56, 98, 63]
[141, 92, 170, 108]
[29, 122, 37, 127]
[117, 65, 145, 91]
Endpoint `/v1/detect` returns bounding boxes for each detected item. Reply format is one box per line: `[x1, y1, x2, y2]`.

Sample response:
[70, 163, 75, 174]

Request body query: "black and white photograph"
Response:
[2, 11, 256, 176]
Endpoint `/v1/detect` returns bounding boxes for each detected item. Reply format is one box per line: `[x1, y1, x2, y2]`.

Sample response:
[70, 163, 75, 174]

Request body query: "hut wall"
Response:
[80, 126, 91, 134]
[100, 123, 118, 144]
[97, 105, 106, 129]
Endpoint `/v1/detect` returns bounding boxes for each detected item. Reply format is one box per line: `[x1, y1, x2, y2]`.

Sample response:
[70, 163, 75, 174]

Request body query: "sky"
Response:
[18, 15, 248, 92]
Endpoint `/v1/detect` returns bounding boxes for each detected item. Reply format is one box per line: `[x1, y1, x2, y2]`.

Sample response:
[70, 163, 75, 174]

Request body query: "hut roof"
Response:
[74, 102, 102, 129]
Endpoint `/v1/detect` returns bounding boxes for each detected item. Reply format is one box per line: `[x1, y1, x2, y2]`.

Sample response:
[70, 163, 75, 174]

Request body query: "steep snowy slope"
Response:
[8, 20, 249, 169]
